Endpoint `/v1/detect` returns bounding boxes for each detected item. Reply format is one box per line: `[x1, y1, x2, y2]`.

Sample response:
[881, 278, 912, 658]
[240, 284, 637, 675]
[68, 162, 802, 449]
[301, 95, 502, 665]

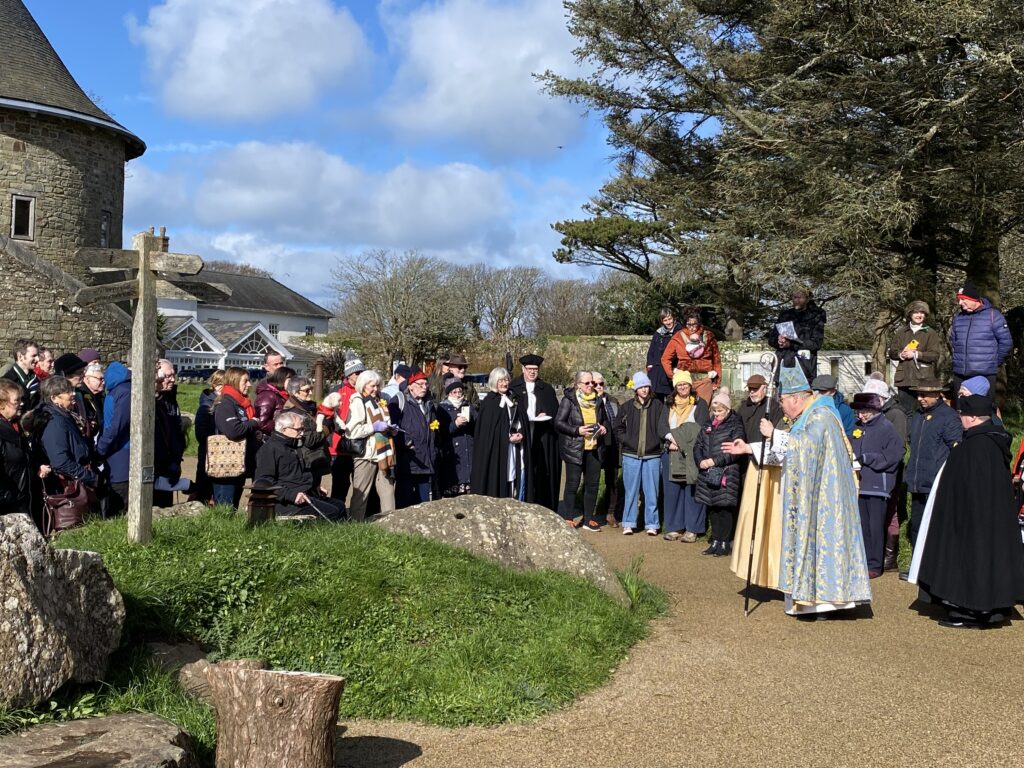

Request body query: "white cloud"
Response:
[127, 0, 370, 121]
[124, 141, 512, 251]
[381, 0, 584, 157]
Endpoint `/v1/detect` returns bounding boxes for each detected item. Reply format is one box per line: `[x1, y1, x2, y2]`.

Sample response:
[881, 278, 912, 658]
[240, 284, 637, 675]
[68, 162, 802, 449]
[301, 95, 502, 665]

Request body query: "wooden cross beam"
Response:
[77, 247, 203, 275]
[72, 277, 232, 306]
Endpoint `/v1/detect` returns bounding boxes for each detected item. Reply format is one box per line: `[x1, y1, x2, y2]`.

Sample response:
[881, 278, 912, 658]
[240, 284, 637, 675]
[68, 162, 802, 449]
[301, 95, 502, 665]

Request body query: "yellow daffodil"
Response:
[429, 419, 440, 431]
[852, 428, 863, 438]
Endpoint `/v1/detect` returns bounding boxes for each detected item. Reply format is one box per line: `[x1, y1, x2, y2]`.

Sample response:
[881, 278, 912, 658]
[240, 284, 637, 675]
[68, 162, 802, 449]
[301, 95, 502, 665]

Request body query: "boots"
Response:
[883, 532, 899, 572]
[717, 540, 733, 557]
[702, 539, 719, 555]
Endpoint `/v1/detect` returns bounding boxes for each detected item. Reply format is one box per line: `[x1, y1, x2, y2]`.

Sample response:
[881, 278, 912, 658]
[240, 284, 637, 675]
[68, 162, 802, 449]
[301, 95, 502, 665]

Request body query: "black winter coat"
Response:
[438, 399, 475, 487]
[646, 323, 682, 396]
[554, 389, 608, 466]
[767, 302, 827, 381]
[212, 394, 262, 477]
[614, 397, 669, 458]
[693, 411, 745, 507]
[849, 413, 903, 498]
[254, 432, 314, 514]
[0, 416, 31, 515]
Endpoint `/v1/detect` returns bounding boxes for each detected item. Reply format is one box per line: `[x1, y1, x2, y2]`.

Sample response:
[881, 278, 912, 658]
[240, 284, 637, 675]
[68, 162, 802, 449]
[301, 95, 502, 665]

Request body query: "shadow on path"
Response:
[336, 727, 422, 768]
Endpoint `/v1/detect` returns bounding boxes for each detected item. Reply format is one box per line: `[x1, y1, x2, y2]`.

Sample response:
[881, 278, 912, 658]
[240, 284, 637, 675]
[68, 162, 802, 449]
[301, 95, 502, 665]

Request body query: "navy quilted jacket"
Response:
[949, 300, 1013, 376]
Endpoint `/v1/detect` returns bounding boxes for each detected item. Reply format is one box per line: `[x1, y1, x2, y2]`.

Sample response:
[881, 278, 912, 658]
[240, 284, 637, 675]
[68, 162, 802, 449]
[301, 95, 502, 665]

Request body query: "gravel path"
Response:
[336, 531, 1024, 768]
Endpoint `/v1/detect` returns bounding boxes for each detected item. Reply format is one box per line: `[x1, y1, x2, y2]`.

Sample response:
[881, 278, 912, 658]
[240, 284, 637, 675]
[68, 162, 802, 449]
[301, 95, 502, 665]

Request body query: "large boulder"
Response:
[374, 496, 629, 606]
[0, 713, 198, 768]
[0, 514, 125, 709]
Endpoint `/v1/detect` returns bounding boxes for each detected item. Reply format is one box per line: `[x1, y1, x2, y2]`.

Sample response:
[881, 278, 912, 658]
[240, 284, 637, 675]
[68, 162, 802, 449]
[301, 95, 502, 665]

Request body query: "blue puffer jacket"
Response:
[96, 362, 131, 483]
[949, 300, 1013, 376]
[905, 400, 962, 493]
[849, 412, 903, 498]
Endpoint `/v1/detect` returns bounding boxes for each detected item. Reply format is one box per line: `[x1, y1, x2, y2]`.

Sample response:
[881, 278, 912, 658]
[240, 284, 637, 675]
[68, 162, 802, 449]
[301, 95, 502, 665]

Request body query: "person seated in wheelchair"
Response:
[254, 410, 344, 520]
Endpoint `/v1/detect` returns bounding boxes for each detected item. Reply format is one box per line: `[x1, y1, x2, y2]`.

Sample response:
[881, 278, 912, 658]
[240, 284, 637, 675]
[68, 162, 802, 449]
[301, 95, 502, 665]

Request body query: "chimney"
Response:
[156, 226, 170, 253]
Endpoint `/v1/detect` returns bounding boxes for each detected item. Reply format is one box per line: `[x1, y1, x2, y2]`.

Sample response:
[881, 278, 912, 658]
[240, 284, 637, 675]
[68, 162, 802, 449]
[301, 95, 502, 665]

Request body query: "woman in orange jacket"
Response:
[661, 307, 721, 403]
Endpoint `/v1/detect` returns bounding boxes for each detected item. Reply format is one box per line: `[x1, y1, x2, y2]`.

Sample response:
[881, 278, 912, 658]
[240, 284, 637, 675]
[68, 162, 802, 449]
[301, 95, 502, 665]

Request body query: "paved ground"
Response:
[336, 530, 1024, 768]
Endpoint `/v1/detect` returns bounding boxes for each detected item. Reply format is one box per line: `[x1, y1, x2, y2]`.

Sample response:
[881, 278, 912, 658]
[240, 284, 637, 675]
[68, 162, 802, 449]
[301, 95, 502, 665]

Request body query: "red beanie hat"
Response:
[408, 371, 428, 385]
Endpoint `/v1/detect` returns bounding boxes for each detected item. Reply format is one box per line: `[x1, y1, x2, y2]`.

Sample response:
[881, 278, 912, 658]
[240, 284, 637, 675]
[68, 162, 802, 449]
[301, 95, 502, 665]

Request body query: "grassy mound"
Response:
[25, 509, 661, 752]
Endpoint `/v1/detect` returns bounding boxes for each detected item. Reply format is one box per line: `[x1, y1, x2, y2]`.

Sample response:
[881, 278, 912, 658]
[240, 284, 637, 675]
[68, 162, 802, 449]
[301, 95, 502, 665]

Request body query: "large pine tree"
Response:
[544, 1, 1024, 340]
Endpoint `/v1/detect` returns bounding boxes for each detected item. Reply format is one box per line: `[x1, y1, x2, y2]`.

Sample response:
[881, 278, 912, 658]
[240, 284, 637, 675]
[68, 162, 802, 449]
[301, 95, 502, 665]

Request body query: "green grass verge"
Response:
[1, 510, 663, 761]
[176, 382, 204, 458]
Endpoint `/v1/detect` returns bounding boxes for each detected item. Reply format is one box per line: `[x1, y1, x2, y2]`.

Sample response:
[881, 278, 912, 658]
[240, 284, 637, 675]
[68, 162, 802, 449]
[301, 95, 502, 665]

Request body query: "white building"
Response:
[159, 270, 331, 375]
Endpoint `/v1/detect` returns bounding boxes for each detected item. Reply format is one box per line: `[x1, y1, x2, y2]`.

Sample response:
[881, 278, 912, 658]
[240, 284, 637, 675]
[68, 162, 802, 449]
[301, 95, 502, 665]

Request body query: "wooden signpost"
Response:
[73, 232, 228, 544]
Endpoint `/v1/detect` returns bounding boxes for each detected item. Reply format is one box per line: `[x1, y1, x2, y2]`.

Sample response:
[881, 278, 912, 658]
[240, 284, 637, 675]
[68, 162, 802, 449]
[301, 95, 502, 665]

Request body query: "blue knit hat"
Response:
[779, 364, 811, 394]
[631, 371, 652, 390]
[960, 376, 990, 396]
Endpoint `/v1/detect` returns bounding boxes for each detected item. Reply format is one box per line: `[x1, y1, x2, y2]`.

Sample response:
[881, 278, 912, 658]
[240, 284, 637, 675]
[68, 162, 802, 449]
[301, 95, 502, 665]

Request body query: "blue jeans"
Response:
[212, 478, 245, 509]
[622, 454, 661, 530]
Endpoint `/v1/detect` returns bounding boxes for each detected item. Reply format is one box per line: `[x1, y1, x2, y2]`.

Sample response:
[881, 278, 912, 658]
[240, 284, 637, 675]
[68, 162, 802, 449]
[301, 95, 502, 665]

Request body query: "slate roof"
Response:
[0, 0, 145, 158]
[162, 315, 191, 337]
[201, 321, 264, 349]
[197, 271, 333, 319]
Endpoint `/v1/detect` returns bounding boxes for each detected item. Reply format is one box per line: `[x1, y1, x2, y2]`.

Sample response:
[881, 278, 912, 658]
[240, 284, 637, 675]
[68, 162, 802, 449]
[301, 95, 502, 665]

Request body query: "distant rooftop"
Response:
[197, 270, 333, 319]
[0, 0, 145, 159]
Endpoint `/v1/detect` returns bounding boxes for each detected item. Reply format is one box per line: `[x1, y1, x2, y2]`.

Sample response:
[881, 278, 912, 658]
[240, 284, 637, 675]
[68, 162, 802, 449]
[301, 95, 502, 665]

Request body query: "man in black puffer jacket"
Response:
[254, 411, 344, 520]
[767, 288, 827, 383]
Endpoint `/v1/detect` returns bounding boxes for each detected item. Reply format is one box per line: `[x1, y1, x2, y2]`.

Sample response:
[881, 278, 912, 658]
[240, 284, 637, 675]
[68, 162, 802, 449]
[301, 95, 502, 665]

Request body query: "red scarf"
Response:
[222, 386, 255, 418]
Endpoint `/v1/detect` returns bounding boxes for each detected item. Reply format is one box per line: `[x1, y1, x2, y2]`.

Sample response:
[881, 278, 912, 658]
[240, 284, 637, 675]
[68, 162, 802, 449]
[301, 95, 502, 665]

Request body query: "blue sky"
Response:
[24, 0, 612, 307]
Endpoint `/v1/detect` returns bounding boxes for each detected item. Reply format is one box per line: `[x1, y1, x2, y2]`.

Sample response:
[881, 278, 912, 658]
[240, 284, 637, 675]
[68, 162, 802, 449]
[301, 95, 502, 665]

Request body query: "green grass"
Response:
[0, 510, 662, 761]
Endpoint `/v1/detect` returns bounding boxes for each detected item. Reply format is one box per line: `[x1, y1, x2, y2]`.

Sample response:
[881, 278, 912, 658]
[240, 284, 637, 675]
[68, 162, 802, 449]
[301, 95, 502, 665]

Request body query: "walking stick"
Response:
[744, 351, 780, 617]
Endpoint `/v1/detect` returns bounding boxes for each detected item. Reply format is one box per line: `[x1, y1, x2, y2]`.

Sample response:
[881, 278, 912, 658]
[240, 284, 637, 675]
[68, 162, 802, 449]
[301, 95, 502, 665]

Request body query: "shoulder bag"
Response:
[43, 475, 95, 535]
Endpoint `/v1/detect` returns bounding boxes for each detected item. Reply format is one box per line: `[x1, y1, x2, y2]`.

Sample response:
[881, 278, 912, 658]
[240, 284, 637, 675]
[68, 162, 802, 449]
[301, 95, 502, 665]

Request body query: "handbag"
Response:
[44, 475, 94, 535]
[700, 465, 725, 489]
[206, 434, 246, 478]
[336, 435, 367, 457]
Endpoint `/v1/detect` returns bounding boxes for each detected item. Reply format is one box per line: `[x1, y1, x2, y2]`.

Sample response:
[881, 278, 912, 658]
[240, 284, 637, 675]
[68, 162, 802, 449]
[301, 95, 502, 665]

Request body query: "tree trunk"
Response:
[966, 214, 1002, 306]
[205, 664, 345, 768]
[871, 309, 897, 378]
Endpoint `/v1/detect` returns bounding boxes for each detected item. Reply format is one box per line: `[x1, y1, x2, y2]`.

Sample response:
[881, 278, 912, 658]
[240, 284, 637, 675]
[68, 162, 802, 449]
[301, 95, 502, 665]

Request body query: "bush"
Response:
[49, 511, 662, 734]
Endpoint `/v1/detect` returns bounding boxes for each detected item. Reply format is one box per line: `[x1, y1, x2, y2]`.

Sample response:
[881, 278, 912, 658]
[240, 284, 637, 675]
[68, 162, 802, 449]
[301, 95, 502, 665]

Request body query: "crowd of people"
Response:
[2, 280, 1024, 628]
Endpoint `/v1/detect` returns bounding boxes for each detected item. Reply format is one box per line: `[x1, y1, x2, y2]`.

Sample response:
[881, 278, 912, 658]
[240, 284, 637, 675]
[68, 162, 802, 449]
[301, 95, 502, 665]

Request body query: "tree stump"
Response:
[204, 664, 345, 768]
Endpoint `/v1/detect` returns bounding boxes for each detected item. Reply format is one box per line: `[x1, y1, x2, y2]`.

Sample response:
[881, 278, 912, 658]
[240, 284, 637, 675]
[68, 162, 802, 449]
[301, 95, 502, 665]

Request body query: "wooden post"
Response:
[313, 358, 325, 402]
[204, 665, 345, 768]
[128, 232, 157, 544]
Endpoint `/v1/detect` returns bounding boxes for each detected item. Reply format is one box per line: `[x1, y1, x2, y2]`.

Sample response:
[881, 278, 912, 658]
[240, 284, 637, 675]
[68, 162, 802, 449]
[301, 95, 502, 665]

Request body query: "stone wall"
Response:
[0, 236, 131, 361]
[0, 108, 126, 281]
[0, 108, 133, 361]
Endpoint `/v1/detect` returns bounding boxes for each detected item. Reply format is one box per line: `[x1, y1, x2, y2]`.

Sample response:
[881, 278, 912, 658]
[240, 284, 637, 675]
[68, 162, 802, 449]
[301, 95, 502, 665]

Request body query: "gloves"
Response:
[372, 420, 389, 433]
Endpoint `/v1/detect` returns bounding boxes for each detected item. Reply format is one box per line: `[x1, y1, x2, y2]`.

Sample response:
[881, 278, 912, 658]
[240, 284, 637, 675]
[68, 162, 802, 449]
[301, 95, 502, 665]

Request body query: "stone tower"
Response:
[0, 0, 146, 360]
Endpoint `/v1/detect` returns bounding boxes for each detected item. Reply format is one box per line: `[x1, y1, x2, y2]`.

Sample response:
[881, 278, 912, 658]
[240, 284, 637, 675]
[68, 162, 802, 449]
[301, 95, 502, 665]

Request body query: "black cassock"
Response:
[509, 376, 561, 511]
[470, 392, 527, 498]
[917, 421, 1024, 613]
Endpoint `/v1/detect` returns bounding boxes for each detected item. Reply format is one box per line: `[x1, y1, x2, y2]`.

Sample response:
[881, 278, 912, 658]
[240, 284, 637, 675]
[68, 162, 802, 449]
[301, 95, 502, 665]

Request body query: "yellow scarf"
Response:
[579, 390, 598, 450]
[670, 395, 695, 427]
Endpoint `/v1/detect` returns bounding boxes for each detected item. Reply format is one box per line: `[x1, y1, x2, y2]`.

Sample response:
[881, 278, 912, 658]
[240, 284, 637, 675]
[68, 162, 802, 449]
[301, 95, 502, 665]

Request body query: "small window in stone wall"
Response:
[268, 323, 279, 338]
[305, 325, 315, 336]
[11, 195, 35, 240]
[100, 210, 112, 247]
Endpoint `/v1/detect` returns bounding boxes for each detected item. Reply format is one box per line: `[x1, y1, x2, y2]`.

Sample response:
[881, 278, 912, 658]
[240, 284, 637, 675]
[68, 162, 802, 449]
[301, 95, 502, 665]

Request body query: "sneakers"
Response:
[681, 531, 697, 543]
[582, 520, 601, 533]
[646, 528, 658, 537]
[622, 527, 634, 536]
[663, 531, 682, 541]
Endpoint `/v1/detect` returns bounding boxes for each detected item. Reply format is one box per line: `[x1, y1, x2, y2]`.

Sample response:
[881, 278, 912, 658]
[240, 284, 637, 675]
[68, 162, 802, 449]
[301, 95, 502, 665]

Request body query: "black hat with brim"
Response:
[53, 353, 86, 377]
[957, 394, 992, 416]
[519, 354, 544, 366]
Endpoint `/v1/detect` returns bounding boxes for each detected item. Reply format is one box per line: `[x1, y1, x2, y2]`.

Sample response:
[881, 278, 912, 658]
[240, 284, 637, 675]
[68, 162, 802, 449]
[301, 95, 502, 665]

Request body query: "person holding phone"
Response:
[554, 371, 609, 531]
[438, 378, 476, 496]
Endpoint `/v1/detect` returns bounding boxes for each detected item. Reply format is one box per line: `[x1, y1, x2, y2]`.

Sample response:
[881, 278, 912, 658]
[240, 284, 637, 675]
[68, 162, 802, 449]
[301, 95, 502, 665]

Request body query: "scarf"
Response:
[221, 386, 255, 418]
[669, 395, 695, 426]
[578, 389, 598, 450]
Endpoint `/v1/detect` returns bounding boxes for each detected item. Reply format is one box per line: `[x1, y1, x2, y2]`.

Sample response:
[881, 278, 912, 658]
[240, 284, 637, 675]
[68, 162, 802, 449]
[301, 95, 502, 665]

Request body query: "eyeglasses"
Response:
[594, 382, 605, 388]
[579, 380, 594, 386]
[298, 387, 313, 393]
